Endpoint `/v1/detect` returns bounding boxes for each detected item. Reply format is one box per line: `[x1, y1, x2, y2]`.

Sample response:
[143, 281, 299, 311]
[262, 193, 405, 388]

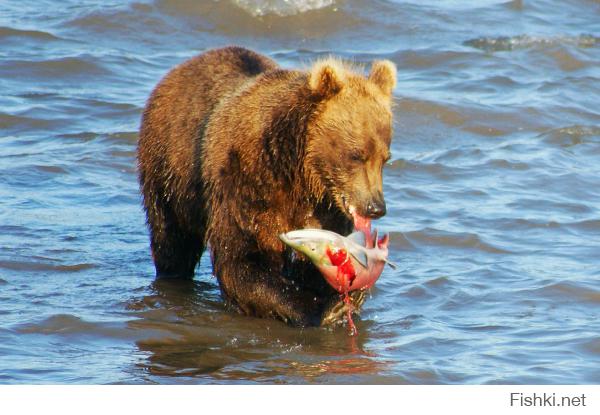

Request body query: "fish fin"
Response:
[369, 229, 379, 249]
[386, 260, 398, 270]
[349, 249, 368, 268]
[347, 231, 366, 247]
[377, 232, 390, 248]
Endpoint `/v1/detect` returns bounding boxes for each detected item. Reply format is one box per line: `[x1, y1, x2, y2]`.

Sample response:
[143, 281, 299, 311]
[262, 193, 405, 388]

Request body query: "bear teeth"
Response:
[342, 194, 351, 213]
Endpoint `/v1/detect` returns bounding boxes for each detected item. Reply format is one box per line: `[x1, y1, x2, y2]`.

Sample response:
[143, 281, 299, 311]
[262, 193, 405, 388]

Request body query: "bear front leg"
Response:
[212, 252, 328, 327]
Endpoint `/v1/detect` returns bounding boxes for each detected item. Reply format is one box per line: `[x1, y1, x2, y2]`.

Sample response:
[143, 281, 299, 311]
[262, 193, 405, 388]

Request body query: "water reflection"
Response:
[127, 279, 384, 382]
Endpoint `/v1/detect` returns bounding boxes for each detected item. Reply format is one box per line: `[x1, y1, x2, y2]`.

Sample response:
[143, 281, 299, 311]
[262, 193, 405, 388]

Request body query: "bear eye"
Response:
[349, 151, 366, 163]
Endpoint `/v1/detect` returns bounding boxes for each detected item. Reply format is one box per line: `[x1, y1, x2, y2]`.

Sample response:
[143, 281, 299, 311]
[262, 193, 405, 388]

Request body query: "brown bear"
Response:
[138, 46, 396, 327]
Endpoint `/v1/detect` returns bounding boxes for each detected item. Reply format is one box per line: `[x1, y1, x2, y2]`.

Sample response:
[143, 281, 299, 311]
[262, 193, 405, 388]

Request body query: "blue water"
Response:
[0, 0, 599, 384]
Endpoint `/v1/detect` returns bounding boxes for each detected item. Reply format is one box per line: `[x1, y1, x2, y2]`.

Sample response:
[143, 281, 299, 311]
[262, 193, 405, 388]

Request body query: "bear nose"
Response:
[365, 198, 386, 219]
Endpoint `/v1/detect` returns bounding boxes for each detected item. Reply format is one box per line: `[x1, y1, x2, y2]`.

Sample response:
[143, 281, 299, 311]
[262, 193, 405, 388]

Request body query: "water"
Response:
[1, 0, 599, 384]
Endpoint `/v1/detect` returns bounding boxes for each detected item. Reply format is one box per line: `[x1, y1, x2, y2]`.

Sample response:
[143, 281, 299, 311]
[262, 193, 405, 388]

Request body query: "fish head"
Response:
[279, 229, 340, 266]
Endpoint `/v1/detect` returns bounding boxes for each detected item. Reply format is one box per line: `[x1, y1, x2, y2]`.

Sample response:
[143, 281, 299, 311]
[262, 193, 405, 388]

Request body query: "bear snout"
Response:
[365, 194, 387, 219]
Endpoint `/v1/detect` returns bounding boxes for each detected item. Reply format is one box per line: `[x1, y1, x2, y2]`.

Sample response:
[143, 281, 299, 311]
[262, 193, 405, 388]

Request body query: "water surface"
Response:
[1, 0, 599, 384]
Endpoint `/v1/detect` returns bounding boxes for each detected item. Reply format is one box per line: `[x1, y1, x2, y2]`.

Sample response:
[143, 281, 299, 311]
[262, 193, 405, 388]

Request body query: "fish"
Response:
[278, 228, 396, 294]
[279, 227, 396, 335]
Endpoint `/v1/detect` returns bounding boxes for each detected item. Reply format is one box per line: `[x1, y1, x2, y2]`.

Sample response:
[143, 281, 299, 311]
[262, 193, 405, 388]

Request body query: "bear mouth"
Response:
[341, 195, 372, 238]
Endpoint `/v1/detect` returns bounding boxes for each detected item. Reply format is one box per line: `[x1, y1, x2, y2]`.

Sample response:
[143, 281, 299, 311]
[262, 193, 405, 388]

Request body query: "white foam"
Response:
[231, 0, 335, 17]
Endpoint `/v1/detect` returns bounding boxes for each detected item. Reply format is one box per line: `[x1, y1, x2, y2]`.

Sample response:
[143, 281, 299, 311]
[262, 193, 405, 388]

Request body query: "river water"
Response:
[1, 0, 599, 384]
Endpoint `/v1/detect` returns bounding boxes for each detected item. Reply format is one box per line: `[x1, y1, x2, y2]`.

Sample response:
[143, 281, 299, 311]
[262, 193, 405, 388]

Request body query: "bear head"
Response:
[304, 58, 397, 233]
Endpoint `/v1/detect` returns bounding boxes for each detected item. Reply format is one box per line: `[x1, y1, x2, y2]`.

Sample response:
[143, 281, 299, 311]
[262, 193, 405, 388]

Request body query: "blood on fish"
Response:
[325, 247, 356, 287]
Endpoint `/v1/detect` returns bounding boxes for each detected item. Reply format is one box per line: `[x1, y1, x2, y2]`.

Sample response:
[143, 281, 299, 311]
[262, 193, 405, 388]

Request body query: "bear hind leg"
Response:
[146, 198, 206, 279]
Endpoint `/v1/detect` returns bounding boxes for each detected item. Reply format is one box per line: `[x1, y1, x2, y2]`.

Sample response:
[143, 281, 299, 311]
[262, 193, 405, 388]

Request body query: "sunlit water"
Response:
[1, 0, 599, 384]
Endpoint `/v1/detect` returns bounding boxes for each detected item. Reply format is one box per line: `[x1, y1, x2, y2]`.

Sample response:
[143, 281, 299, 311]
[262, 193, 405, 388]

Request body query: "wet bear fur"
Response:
[138, 46, 396, 327]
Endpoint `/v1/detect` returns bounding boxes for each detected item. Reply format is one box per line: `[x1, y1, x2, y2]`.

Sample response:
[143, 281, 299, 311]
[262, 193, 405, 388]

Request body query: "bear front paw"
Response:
[320, 289, 366, 327]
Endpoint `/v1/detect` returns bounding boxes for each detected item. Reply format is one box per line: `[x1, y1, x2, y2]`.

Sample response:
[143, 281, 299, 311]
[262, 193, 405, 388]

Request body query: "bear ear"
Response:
[309, 59, 345, 98]
[369, 60, 397, 96]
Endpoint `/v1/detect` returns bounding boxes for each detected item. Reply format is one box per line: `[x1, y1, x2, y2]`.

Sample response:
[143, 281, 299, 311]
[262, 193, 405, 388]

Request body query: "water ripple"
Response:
[403, 228, 513, 254]
[0, 26, 60, 41]
[464, 34, 599, 52]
